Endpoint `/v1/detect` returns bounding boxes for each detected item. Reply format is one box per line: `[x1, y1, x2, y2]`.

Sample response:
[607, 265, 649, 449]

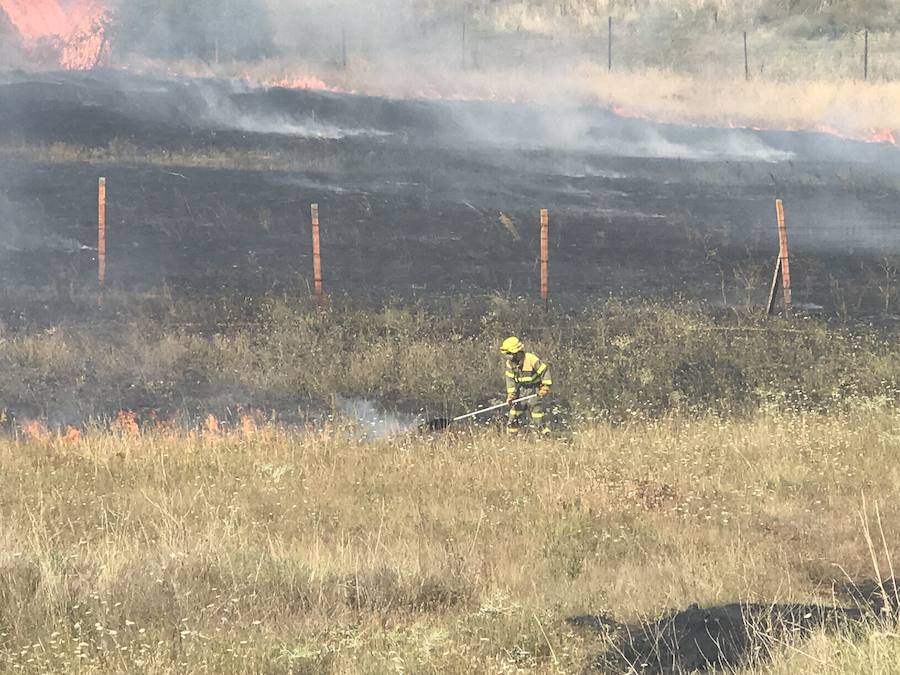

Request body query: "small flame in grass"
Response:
[867, 128, 897, 145]
[814, 123, 897, 145]
[148, 411, 177, 433]
[240, 415, 257, 437]
[611, 102, 900, 148]
[61, 425, 82, 443]
[22, 420, 51, 443]
[203, 415, 219, 434]
[114, 410, 140, 435]
[266, 75, 337, 92]
[16, 411, 292, 443]
[21, 421, 82, 444]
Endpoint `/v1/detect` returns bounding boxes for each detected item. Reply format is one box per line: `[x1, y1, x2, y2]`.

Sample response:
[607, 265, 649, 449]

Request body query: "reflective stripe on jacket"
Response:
[505, 352, 552, 395]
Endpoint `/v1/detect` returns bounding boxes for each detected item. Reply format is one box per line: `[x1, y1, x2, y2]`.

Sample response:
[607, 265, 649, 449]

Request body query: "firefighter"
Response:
[500, 336, 552, 434]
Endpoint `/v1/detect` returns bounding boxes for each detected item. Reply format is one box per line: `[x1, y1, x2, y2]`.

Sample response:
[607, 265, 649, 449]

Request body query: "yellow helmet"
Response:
[500, 336, 524, 355]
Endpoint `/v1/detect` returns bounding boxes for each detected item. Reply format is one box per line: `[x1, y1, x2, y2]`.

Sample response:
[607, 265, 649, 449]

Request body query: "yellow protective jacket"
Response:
[506, 352, 552, 397]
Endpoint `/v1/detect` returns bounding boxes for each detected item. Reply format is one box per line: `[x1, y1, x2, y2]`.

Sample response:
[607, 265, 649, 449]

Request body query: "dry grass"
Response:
[756, 628, 900, 673]
[0, 294, 898, 423]
[0, 296, 894, 671]
[0, 140, 343, 174]
[230, 59, 900, 139]
[573, 66, 900, 135]
[249, 0, 900, 137]
[0, 402, 898, 672]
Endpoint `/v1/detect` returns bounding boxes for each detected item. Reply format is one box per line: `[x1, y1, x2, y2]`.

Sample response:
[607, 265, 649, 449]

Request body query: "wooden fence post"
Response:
[767, 199, 792, 314]
[98, 177, 106, 291]
[864, 29, 869, 80]
[776, 199, 792, 311]
[462, 20, 467, 70]
[743, 31, 750, 81]
[608, 16, 613, 71]
[311, 203, 323, 299]
[540, 208, 549, 311]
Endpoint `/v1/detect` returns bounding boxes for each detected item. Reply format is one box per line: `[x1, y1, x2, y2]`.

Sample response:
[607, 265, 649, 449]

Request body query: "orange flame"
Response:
[203, 414, 220, 434]
[21, 420, 83, 444]
[61, 425, 82, 443]
[1, 0, 108, 70]
[814, 123, 898, 146]
[866, 127, 897, 145]
[240, 415, 257, 437]
[267, 75, 336, 92]
[22, 420, 51, 443]
[114, 410, 140, 435]
[149, 411, 178, 433]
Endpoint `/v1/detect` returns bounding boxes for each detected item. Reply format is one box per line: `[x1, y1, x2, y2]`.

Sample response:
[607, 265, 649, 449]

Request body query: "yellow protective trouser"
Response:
[507, 394, 547, 432]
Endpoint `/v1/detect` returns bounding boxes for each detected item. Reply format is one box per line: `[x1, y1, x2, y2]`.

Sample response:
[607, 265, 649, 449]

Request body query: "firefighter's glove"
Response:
[506, 393, 515, 405]
[538, 385, 551, 398]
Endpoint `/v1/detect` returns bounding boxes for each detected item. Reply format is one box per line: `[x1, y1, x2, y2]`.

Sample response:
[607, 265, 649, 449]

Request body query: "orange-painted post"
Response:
[540, 208, 549, 311]
[311, 203, 322, 298]
[98, 177, 106, 290]
[775, 199, 792, 311]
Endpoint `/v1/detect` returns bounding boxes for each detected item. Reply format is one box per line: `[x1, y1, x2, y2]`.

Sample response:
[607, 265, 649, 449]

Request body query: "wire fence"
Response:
[64, 172, 899, 319]
[302, 9, 900, 85]
[2, 67, 899, 320]
[464, 20, 889, 82]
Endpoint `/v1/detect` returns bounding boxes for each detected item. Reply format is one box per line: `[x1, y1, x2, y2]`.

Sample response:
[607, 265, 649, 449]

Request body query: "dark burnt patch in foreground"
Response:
[572, 579, 900, 673]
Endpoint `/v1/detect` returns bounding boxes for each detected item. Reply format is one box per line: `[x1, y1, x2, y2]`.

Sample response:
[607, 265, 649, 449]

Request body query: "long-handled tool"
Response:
[423, 394, 538, 432]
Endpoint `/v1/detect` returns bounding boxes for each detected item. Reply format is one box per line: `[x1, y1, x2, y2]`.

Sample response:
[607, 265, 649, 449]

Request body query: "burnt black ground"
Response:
[571, 580, 900, 674]
[0, 70, 899, 324]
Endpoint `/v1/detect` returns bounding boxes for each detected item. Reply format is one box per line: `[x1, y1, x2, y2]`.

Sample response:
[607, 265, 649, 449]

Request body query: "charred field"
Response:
[1, 70, 900, 674]
[2, 69, 900, 318]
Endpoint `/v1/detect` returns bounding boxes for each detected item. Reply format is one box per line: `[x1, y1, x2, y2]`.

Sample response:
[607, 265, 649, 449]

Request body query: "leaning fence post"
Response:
[540, 208, 549, 311]
[766, 256, 782, 315]
[311, 203, 323, 299]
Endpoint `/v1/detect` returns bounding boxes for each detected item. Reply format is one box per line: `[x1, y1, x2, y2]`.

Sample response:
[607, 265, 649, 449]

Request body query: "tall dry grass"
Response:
[0, 402, 898, 672]
[756, 627, 900, 673]
[239, 59, 900, 137]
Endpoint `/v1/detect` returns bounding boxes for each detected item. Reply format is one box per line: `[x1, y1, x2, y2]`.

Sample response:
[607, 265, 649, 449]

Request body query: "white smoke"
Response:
[194, 80, 391, 139]
[335, 396, 418, 440]
[450, 101, 794, 163]
[0, 194, 92, 253]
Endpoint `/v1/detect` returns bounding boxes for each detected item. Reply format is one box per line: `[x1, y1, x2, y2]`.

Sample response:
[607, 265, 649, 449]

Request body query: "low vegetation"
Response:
[0, 140, 344, 175]
[1, 292, 898, 424]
